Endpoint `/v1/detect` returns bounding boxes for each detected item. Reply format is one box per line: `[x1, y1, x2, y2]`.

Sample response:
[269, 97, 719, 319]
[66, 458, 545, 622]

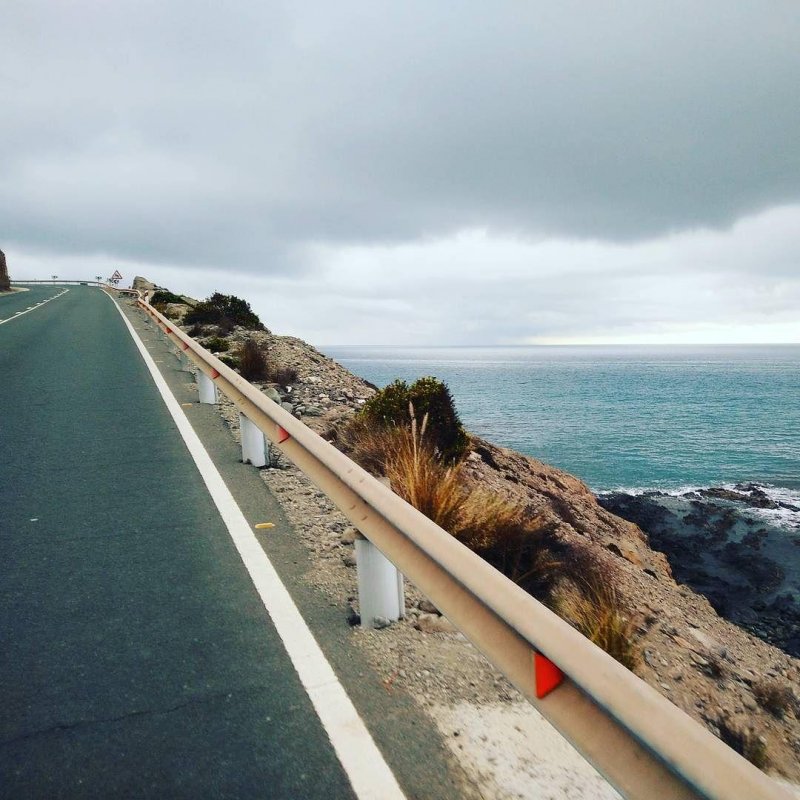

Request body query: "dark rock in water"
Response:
[597, 488, 800, 657]
[737, 483, 800, 512]
[699, 485, 780, 509]
[701, 487, 754, 504]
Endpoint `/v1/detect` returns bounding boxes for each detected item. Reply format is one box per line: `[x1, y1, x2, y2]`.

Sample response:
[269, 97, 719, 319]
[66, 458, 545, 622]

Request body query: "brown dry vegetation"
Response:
[238, 339, 270, 381]
[752, 679, 797, 720]
[716, 715, 769, 768]
[552, 578, 640, 670]
[341, 402, 640, 667]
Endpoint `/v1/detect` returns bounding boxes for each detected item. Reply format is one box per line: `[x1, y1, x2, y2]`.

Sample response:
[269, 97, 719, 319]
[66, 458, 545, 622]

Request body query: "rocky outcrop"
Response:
[0, 249, 10, 292]
[132, 275, 156, 292]
[235, 331, 800, 778]
[464, 437, 673, 580]
[599, 490, 800, 656]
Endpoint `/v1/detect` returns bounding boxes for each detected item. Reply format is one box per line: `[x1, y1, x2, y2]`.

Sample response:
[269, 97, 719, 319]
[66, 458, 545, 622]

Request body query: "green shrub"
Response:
[219, 355, 240, 370]
[184, 292, 266, 331]
[151, 289, 187, 305]
[360, 377, 468, 462]
[216, 317, 236, 335]
[204, 336, 230, 353]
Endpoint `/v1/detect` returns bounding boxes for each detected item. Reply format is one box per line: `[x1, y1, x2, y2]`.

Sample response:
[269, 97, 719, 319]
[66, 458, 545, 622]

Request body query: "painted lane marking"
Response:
[0, 289, 70, 325]
[110, 298, 406, 800]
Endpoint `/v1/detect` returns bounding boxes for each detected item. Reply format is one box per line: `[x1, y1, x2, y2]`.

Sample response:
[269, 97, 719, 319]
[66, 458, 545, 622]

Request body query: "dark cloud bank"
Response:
[2, 1, 799, 274]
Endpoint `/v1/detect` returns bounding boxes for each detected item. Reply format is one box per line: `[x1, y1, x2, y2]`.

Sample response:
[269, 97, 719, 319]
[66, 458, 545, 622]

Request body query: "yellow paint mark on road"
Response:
[255, 522, 275, 530]
[181, 403, 193, 407]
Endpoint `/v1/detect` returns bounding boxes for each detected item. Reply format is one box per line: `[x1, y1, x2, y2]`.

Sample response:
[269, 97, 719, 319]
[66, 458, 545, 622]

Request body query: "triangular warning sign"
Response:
[111, 270, 123, 280]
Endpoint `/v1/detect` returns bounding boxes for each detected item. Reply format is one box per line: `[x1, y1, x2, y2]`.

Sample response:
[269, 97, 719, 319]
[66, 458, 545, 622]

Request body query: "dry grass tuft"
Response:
[752, 680, 796, 719]
[553, 576, 640, 671]
[238, 339, 269, 381]
[336, 416, 406, 475]
[382, 409, 465, 531]
[341, 406, 563, 600]
[340, 406, 642, 663]
[270, 365, 299, 386]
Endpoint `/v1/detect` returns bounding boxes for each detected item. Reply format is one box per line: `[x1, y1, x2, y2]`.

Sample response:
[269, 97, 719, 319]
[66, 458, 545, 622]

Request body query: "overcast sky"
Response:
[2, 2, 799, 344]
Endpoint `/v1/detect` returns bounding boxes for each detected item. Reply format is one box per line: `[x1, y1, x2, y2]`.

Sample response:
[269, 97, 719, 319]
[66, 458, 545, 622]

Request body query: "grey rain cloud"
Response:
[2, 1, 800, 271]
[2, 2, 799, 344]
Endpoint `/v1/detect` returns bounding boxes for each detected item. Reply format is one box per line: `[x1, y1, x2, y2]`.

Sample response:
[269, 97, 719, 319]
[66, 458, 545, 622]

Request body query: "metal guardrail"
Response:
[137, 295, 791, 800]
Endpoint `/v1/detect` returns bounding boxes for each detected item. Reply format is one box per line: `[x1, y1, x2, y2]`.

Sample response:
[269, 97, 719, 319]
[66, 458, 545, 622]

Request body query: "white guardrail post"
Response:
[355, 478, 405, 628]
[133, 297, 793, 800]
[197, 370, 218, 404]
[355, 532, 405, 628]
[239, 412, 270, 467]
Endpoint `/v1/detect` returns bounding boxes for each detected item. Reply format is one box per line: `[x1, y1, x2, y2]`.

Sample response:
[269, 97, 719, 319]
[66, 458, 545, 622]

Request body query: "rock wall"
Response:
[0, 249, 10, 291]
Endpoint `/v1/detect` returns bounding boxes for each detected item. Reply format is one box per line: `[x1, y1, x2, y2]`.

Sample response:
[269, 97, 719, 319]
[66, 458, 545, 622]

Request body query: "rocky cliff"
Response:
[0, 249, 10, 291]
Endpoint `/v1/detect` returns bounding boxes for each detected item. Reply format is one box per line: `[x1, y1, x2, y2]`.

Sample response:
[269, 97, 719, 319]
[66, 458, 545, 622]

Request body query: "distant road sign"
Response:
[111, 270, 123, 280]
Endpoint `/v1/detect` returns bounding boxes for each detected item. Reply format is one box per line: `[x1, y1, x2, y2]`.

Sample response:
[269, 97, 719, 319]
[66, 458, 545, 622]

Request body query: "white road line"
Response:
[110, 296, 407, 800]
[0, 289, 69, 325]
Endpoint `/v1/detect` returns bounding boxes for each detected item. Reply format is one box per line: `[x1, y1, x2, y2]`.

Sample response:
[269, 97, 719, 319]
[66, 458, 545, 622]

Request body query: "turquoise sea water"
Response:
[322, 344, 800, 499]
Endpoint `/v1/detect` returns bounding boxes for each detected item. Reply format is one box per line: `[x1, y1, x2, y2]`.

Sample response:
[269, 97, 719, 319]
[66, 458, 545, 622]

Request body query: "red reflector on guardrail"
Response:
[210, 368, 220, 379]
[277, 425, 290, 444]
[165, 327, 172, 335]
[181, 342, 189, 351]
[534, 653, 564, 698]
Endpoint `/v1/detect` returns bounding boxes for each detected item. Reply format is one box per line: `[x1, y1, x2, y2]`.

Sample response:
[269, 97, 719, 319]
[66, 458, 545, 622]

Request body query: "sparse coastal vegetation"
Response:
[139, 281, 800, 780]
[339, 381, 641, 670]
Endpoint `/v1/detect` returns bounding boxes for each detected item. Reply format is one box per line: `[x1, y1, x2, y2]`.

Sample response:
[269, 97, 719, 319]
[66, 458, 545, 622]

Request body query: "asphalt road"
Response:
[0, 285, 68, 324]
[0, 286, 358, 798]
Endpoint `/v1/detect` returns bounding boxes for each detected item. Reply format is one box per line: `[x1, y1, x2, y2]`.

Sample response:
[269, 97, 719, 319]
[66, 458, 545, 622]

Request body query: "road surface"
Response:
[0, 285, 363, 798]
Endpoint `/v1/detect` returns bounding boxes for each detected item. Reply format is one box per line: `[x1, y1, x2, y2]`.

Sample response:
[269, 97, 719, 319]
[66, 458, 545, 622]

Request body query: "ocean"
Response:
[322, 344, 800, 518]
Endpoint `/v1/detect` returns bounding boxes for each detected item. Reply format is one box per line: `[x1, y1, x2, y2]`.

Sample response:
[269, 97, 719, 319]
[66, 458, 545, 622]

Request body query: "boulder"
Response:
[132, 275, 156, 292]
[340, 526, 358, 545]
[0, 249, 10, 292]
[415, 613, 458, 634]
